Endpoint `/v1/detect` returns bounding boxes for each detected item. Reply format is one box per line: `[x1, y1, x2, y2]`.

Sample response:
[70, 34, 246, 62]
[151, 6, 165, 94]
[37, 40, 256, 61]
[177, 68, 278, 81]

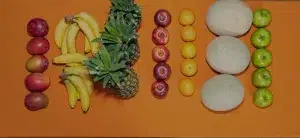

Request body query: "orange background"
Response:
[1, 0, 300, 137]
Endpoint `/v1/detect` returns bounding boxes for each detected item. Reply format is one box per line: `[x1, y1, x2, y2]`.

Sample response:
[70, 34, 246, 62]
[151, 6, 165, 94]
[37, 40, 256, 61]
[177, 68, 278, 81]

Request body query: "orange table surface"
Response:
[1, 0, 300, 137]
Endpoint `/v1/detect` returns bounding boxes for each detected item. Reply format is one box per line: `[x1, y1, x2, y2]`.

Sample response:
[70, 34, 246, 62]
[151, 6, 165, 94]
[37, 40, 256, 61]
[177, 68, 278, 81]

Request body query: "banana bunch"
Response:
[59, 66, 94, 112]
[54, 12, 100, 57]
[53, 12, 100, 113]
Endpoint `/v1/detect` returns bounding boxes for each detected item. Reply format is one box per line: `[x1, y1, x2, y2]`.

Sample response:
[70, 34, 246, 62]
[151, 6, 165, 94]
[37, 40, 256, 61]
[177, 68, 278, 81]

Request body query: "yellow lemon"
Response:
[181, 59, 198, 77]
[181, 42, 197, 59]
[179, 78, 195, 97]
[179, 9, 195, 26]
[181, 25, 197, 42]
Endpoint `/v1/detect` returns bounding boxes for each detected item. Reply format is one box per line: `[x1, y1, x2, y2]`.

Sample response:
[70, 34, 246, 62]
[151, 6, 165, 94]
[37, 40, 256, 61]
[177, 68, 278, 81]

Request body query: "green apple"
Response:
[253, 88, 273, 108]
[252, 48, 272, 68]
[251, 28, 271, 48]
[252, 8, 272, 28]
[252, 68, 272, 88]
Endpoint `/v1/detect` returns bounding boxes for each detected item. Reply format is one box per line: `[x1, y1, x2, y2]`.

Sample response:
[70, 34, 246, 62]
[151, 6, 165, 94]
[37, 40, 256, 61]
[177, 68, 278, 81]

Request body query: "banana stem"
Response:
[64, 15, 75, 24]
[59, 73, 69, 80]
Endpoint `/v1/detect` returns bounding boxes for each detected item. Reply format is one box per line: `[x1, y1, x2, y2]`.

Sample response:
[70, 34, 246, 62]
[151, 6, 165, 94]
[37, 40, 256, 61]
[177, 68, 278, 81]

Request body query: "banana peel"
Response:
[63, 66, 94, 95]
[76, 12, 101, 38]
[63, 79, 78, 109]
[66, 23, 80, 53]
[52, 53, 88, 64]
[54, 18, 70, 49]
[66, 75, 90, 113]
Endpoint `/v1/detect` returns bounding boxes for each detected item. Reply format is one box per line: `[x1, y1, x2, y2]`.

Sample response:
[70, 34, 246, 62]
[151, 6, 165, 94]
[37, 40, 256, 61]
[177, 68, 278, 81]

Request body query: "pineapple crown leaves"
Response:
[93, 14, 138, 47]
[84, 46, 128, 89]
[109, 0, 142, 27]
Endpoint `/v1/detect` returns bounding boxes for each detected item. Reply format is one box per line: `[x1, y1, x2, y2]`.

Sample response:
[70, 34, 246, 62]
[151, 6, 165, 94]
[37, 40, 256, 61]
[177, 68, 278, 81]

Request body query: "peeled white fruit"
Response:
[206, 36, 250, 74]
[201, 74, 244, 112]
[206, 0, 253, 37]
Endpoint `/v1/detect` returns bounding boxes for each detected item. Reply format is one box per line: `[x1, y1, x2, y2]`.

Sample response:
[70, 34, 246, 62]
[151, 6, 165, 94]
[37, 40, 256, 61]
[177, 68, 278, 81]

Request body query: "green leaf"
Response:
[92, 37, 101, 43]
[99, 47, 111, 69]
[93, 74, 104, 82]
[110, 73, 121, 88]
[110, 63, 125, 71]
[102, 75, 111, 88]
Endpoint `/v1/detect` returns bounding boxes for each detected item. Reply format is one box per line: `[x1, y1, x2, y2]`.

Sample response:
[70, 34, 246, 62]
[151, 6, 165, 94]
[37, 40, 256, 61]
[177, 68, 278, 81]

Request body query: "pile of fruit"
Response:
[84, 0, 142, 101]
[199, 0, 274, 112]
[52, 12, 100, 113]
[21, 0, 276, 114]
[251, 9, 273, 108]
[151, 9, 172, 99]
[24, 18, 51, 111]
[178, 9, 197, 97]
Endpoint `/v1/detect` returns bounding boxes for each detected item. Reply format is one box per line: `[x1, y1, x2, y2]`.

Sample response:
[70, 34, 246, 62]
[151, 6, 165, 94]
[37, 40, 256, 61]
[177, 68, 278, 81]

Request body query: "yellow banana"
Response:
[61, 25, 70, 54]
[66, 23, 80, 53]
[52, 53, 88, 64]
[63, 79, 78, 109]
[67, 75, 90, 112]
[64, 66, 94, 95]
[66, 63, 83, 67]
[84, 36, 91, 53]
[54, 18, 70, 49]
[76, 12, 101, 38]
[73, 18, 100, 56]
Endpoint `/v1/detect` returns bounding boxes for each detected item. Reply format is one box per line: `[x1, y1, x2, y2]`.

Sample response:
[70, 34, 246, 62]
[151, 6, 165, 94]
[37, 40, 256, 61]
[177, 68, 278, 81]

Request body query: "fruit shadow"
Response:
[205, 61, 250, 77]
[201, 100, 245, 114]
[93, 82, 124, 104]
[205, 24, 251, 38]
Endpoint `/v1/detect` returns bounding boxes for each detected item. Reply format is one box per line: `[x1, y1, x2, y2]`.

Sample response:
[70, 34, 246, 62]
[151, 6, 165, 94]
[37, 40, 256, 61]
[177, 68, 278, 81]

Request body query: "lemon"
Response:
[181, 42, 197, 59]
[181, 59, 198, 77]
[179, 9, 195, 26]
[179, 78, 195, 97]
[181, 25, 197, 42]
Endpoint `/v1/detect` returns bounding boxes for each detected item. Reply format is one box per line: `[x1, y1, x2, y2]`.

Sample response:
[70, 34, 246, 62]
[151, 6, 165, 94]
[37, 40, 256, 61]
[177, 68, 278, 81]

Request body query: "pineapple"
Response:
[84, 46, 139, 99]
[109, 0, 142, 30]
[94, 14, 140, 66]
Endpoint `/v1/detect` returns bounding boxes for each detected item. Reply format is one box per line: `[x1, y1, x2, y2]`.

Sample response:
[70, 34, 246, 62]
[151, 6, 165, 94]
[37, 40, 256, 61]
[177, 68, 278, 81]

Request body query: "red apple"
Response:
[27, 37, 50, 55]
[152, 27, 170, 45]
[152, 80, 169, 99]
[153, 62, 171, 80]
[152, 45, 170, 63]
[154, 9, 172, 28]
[25, 73, 50, 92]
[26, 55, 49, 73]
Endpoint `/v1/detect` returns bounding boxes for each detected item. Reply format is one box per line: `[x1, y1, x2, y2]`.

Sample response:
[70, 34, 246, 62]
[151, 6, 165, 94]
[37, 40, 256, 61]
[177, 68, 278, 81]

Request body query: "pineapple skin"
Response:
[112, 68, 139, 99]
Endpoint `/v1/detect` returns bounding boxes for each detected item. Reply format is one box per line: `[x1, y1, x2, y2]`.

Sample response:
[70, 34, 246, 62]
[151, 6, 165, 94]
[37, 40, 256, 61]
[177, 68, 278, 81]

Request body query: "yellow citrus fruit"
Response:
[181, 42, 197, 59]
[181, 25, 197, 42]
[179, 9, 195, 26]
[179, 78, 195, 97]
[181, 59, 198, 77]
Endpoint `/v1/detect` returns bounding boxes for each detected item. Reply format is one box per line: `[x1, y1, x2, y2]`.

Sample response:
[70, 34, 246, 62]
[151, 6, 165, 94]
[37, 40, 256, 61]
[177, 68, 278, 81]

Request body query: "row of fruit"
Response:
[52, 12, 100, 113]
[178, 9, 197, 97]
[84, 0, 142, 101]
[251, 9, 273, 108]
[151, 9, 172, 99]
[198, 0, 275, 112]
[24, 18, 51, 111]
